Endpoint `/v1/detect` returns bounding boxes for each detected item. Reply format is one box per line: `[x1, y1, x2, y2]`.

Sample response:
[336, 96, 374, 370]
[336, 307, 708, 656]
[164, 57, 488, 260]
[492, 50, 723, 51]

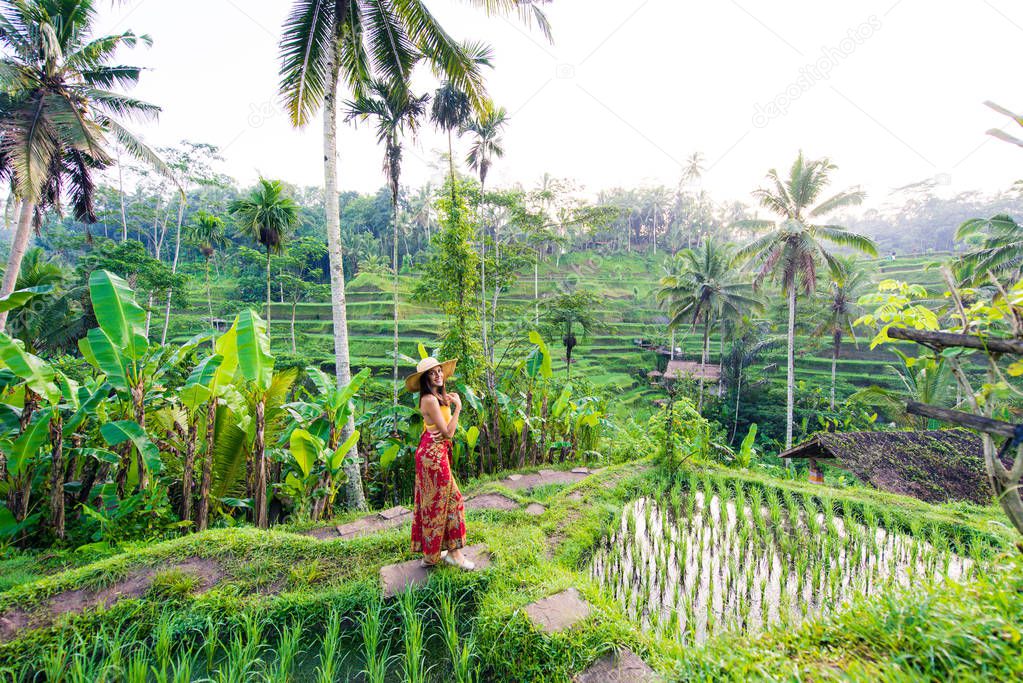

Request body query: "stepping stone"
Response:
[507, 474, 523, 481]
[380, 544, 491, 598]
[571, 467, 590, 474]
[524, 503, 546, 516]
[466, 493, 519, 511]
[378, 506, 411, 521]
[524, 588, 591, 634]
[539, 468, 557, 476]
[574, 648, 655, 683]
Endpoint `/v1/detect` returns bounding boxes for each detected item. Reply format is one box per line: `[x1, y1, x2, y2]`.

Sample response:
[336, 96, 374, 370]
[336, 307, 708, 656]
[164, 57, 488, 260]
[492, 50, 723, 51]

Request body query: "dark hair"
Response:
[418, 366, 448, 408]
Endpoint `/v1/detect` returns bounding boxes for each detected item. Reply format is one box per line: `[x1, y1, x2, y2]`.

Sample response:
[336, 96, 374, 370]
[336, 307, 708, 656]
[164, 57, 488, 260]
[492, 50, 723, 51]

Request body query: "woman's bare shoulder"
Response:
[420, 393, 440, 407]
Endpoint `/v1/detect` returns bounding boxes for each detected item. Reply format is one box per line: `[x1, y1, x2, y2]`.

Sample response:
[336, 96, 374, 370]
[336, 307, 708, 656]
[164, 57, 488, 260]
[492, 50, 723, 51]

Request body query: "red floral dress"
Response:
[411, 403, 466, 563]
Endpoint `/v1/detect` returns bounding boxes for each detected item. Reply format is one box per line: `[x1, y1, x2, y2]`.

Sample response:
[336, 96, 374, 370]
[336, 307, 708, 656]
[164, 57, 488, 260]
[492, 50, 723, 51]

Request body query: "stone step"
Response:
[465, 492, 520, 511]
[574, 648, 656, 682]
[380, 544, 491, 598]
[499, 467, 593, 491]
[524, 587, 591, 634]
[303, 505, 411, 541]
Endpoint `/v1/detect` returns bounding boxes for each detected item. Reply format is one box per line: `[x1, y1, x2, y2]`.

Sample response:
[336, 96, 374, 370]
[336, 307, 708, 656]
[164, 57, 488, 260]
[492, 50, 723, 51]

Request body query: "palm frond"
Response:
[809, 188, 865, 217]
[278, 0, 335, 127]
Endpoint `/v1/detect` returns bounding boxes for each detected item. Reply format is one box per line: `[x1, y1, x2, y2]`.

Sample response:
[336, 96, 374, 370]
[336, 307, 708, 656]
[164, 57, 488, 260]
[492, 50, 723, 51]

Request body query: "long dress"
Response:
[410, 402, 466, 564]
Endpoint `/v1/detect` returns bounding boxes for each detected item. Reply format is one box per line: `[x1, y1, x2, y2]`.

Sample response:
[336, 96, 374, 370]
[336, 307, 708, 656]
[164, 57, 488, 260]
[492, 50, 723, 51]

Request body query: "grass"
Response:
[0, 460, 1017, 680]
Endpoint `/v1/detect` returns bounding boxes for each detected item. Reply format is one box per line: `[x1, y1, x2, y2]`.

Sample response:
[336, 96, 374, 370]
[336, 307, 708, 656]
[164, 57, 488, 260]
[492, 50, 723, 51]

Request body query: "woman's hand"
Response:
[447, 392, 462, 409]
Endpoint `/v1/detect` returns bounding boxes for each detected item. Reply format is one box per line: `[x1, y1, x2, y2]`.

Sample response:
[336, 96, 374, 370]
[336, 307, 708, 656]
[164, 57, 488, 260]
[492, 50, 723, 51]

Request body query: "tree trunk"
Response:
[206, 258, 216, 349]
[324, 44, 366, 511]
[392, 191, 399, 409]
[698, 317, 709, 411]
[265, 248, 272, 333]
[731, 371, 742, 444]
[830, 332, 840, 411]
[786, 285, 796, 450]
[670, 328, 675, 361]
[254, 398, 267, 529]
[49, 413, 64, 539]
[161, 194, 186, 345]
[0, 200, 36, 332]
[132, 382, 149, 490]
[181, 418, 197, 523]
[534, 252, 539, 326]
[291, 301, 298, 354]
[196, 398, 216, 531]
[118, 148, 128, 242]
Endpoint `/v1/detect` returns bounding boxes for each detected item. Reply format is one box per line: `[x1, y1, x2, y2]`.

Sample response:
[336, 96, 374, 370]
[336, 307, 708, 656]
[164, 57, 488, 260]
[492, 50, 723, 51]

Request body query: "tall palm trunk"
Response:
[206, 257, 215, 348]
[830, 330, 841, 410]
[448, 130, 457, 204]
[0, 200, 36, 332]
[291, 300, 298, 353]
[181, 419, 197, 523]
[391, 181, 399, 410]
[479, 177, 493, 393]
[534, 250, 539, 326]
[324, 43, 366, 511]
[265, 248, 272, 333]
[786, 285, 796, 450]
[698, 317, 709, 411]
[161, 196, 186, 345]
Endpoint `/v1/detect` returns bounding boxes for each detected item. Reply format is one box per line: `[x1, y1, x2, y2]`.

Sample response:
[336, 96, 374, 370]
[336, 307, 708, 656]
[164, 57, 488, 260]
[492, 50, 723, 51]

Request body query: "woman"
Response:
[404, 357, 474, 570]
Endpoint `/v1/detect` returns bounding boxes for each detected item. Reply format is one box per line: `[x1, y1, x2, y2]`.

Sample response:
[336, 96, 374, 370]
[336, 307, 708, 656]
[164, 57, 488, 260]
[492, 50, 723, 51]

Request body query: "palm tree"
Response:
[657, 239, 760, 410]
[278, 0, 546, 510]
[345, 79, 429, 409]
[229, 179, 300, 333]
[955, 214, 1023, 284]
[464, 104, 508, 388]
[187, 210, 227, 345]
[681, 151, 706, 186]
[850, 349, 955, 428]
[432, 81, 474, 203]
[734, 151, 876, 449]
[813, 256, 871, 409]
[0, 0, 173, 332]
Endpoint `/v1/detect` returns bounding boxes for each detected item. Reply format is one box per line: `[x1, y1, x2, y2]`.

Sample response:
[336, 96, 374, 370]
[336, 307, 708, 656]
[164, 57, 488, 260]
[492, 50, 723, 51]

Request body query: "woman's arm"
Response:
[421, 394, 460, 440]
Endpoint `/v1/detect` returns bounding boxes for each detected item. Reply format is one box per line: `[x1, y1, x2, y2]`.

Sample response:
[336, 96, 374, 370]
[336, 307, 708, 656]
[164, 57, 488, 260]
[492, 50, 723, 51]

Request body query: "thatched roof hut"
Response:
[779, 429, 992, 505]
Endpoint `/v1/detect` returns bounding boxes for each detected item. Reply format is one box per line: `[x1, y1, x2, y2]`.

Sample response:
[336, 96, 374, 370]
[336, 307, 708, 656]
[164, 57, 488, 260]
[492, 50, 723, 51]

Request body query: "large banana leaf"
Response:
[81, 328, 128, 392]
[0, 333, 60, 405]
[100, 420, 161, 474]
[527, 330, 553, 379]
[213, 322, 239, 389]
[88, 270, 149, 361]
[329, 430, 360, 474]
[289, 428, 322, 478]
[7, 408, 53, 477]
[334, 368, 371, 420]
[180, 354, 223, 411]
[0, 285, 52, 313]
[64, 382, 109, 434]
[235, 310, 273, 392]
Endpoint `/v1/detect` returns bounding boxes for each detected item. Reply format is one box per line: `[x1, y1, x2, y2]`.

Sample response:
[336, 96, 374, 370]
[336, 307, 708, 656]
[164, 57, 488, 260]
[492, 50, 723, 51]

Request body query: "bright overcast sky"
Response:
[95, 0, 1021, 209]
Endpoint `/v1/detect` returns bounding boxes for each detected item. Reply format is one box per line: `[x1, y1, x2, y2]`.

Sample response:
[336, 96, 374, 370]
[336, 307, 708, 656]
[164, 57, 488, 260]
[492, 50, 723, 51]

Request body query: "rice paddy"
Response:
[589, 473, 976, 646]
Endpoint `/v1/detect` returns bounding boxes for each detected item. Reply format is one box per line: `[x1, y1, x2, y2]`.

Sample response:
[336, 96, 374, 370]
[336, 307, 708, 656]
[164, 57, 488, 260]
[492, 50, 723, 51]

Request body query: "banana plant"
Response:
[281, 427, 358, 520]
[284, 366, 369, 519]
[79, 270, 207, 492]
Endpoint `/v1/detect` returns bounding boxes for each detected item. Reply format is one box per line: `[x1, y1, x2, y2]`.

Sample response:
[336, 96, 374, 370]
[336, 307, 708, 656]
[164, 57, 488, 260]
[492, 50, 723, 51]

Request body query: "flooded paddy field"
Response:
[590, 475, 976, 645]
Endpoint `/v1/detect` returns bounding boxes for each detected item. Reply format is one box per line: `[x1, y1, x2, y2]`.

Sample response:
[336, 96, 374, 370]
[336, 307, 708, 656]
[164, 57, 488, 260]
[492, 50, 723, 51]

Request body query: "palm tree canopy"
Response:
[0, 0, 172, 213]
[733, 151, 876, 293]
[229, 178, 301, 256]
[658, 239, 762, 331]
[279, 0, 535, 128]
[344, 78, 429, 196]
[188, 210, 228, 257]
[430, 80, 472, 132]
[955, 214, 1023, 283]
[463, 104, 508, 186]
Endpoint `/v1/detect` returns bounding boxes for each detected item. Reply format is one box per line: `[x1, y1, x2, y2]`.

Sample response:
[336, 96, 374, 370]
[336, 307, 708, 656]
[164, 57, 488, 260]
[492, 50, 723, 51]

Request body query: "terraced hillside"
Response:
[166, 251, 952, 421]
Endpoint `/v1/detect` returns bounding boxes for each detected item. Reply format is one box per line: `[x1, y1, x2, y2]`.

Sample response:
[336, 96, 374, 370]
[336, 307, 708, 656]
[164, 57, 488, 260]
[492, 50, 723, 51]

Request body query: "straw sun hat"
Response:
[404, 357, 458, 393]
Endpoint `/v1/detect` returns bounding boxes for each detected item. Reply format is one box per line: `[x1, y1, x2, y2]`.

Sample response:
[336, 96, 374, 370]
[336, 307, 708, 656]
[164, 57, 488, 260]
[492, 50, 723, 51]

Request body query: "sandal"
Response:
[444, 553, 475, 571]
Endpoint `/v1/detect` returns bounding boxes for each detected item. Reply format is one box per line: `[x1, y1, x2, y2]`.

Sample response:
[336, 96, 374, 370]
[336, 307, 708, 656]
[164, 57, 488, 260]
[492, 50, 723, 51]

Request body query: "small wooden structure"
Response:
[663, 360, 721, 383]
[780, 429, 992, 504]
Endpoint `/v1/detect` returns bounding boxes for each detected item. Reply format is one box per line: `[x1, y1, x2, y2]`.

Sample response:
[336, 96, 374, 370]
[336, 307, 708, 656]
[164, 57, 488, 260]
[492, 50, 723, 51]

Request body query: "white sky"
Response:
[95, 0, 1023, 208]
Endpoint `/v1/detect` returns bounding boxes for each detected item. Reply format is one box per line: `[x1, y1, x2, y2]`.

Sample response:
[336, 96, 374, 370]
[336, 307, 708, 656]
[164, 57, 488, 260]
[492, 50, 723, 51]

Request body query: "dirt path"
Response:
[0, 557, 225, 642]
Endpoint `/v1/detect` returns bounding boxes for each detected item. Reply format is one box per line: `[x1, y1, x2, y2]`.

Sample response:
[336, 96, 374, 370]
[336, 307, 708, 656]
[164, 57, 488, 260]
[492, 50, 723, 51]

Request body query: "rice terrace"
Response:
[0, 1, 1020, 681]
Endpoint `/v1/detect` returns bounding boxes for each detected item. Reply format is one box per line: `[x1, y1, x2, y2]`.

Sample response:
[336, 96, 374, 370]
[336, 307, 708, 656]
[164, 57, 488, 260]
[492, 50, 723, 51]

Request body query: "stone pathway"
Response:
[465, 492, 520, 511]
[574, 648, 656, 682]
[524, 503, 546, 516]
[303, 505, 411, 540]
[523, 587, 591, 633]
[379, 544, 491, 598]
[498, 467, 594, 491]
